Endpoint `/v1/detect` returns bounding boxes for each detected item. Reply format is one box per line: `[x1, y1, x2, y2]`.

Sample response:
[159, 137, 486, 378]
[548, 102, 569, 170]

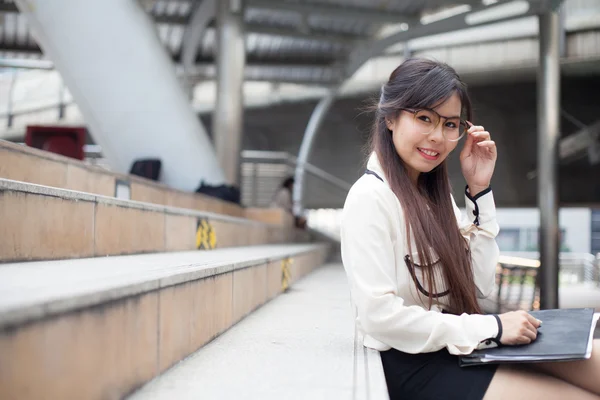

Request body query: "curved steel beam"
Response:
[292, 89, 337, 216]
[181, 0, 216, 74]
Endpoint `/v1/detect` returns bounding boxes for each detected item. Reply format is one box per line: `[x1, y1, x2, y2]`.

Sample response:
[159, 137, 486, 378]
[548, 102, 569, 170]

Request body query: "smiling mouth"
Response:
[417, 147, 440, 160]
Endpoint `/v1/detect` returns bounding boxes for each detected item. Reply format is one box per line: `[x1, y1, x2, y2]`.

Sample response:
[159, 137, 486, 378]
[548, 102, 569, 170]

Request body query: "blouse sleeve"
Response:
[452, 187, 500, 299]
[341, 180, 500, 355]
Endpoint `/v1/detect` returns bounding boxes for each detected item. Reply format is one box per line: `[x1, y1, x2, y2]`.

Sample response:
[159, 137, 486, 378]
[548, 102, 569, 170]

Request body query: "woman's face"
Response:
[386, 93, 462, 183]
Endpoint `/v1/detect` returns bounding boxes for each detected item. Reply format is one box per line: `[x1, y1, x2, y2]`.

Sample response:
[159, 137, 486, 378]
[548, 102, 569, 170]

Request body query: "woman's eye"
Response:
[418, 116, 432, 123]
[446, 122, 457, 129]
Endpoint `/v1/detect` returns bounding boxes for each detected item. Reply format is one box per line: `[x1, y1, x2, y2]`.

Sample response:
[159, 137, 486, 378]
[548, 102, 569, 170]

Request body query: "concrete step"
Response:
[0, 139, 292, 226]
[127, 263, 388, 400]
[0, 243, 330, 400]
[0, 178, 310, 262]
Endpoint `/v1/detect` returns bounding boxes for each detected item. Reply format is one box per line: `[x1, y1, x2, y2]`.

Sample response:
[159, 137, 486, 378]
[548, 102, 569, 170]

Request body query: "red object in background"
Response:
[25, 125, 87, 160]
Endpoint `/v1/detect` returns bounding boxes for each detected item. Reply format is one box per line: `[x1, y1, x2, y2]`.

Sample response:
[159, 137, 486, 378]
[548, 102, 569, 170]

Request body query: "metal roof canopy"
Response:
[0, 0, 550, 84]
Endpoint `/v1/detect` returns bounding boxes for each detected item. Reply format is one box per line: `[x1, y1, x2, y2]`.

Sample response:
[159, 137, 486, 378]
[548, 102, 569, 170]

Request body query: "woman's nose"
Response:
[428, 124, 444, 142]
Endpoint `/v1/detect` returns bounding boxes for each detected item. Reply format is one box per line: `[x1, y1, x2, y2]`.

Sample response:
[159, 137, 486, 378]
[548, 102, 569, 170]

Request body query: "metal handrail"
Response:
[241, 150, 296, 162]
[241, 150, 352, 192]
[0, 101, 74, 119]
[304, 163, 352, 192]
[492, 251, 600, 313]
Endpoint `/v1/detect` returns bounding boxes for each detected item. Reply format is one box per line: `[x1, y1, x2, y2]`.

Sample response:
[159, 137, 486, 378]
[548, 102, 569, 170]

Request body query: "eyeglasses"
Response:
[400, 108, 468, 142]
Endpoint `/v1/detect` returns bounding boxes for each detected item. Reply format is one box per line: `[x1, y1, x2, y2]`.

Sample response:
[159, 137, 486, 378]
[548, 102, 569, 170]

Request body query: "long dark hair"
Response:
[369, 58, 480, 315]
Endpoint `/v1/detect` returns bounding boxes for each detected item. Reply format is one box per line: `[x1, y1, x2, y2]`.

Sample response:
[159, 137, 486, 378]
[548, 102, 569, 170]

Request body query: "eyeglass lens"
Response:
[412, 109, 465, 141]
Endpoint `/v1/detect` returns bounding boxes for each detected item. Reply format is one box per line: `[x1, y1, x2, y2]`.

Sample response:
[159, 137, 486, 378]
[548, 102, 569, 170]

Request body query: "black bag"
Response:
[195, 181, 241, 205]
[130, 159, 161, 181]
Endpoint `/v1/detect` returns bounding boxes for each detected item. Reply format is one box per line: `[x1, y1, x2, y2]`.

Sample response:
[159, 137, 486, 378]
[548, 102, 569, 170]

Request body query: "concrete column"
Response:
[214, 0, 245, 186]
[15, 0, 225, 191]
[538, 8, 561, 310]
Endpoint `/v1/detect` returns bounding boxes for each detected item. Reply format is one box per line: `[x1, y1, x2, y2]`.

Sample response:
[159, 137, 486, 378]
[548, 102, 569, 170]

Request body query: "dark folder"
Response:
[459, 308, 598, 367]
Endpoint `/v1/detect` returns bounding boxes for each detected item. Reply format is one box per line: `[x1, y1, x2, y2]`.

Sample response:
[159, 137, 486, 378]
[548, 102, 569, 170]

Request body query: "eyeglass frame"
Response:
[398, 107, 469, 142]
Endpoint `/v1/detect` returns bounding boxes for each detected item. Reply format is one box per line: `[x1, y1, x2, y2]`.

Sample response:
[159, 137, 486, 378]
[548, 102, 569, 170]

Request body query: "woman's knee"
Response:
[526, 339, 600, 396]
[483, 365, 600, 400]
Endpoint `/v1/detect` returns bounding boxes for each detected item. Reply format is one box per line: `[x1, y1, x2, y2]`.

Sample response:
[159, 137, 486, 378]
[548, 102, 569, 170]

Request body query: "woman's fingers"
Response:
[465, 123, 493, 151]
[475, 140, 497, 157]
[467, 122, 484, 133]
[524, 312, 542, 328]
[516, 327, 536, 344]
[476, 140, 496, 148]
[518, 312, 539, 343]
[460, 128, 475, 159]
[499, 311, 541, 346]
[518, 336, 533, 345]
[471, 130, 491, 140]
[523, 321, 538, 341]
[469, 129, 493, 153]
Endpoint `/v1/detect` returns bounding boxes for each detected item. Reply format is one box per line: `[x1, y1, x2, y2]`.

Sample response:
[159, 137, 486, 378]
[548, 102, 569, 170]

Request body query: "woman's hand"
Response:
[460, 122, 497, 196]
[498, 310, 542, 346]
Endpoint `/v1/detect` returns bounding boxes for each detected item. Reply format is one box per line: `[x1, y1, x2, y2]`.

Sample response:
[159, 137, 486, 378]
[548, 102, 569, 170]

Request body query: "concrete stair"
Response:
[0, 140, 338, 399]
[126, 264, 388, 400]
[0, 178, 311, 262]
[0, 139, 291, 226]
[0, 244, 331, 399]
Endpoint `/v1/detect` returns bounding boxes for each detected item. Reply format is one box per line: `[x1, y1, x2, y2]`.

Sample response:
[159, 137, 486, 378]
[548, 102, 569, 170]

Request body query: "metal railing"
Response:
[0, 69, 73, 131]
[240, 150, 351, 208]
[484, 252, 600, 313]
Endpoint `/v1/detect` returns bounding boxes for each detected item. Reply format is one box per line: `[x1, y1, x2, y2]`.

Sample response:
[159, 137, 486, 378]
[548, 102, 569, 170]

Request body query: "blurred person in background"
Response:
[271, 176, 306, 229]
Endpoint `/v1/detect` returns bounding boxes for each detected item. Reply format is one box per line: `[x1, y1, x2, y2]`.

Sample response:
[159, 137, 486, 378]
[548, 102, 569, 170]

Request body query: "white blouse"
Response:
[340, 153, 501, 356]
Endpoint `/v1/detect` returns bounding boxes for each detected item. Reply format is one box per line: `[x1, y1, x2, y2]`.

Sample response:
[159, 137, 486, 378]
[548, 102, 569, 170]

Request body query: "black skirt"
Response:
[380, 348, 497, 400]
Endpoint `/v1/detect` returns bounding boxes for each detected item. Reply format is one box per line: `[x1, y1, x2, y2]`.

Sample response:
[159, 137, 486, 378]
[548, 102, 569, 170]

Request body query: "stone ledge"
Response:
[0, 178, 272, 227]
[0, 245, 330, 400]
[0, 243, 329, 329]
[0, 139, 88, 166]
[0, 139, 201, 195]
[0, 140, 245, 217]
[0, 176, 97, 202]
[1, 180, 312, 262]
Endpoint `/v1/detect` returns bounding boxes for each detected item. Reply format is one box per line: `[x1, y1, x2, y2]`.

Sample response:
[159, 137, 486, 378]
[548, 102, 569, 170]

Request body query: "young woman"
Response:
[340, 58, 600, 400]
[271, 177, 307, 228]
[271, 177, 295, 214]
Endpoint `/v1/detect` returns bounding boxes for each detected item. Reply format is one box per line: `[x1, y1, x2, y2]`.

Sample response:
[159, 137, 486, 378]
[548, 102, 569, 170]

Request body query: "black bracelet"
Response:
[491, 314, 503, 345]
[465, 185, 492, 202]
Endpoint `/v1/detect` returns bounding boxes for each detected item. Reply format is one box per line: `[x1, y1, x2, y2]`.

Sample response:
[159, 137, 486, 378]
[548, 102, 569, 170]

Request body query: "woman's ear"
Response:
[385, 117, 394, 132]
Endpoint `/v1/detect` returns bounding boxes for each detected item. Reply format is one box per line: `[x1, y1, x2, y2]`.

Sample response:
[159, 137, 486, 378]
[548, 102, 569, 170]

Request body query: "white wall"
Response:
[495, 208, 592, 253]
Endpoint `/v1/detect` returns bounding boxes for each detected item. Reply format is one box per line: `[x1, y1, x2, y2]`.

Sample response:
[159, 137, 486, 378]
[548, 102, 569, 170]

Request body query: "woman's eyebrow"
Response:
[439, 113, 461, 119]
[429, 107, 461, 120]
